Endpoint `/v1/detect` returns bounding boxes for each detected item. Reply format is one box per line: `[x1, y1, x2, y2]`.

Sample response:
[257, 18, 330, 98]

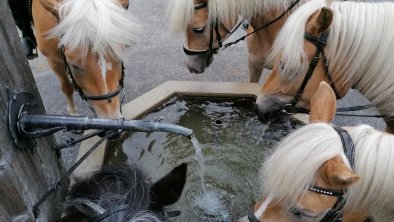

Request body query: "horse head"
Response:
[167, 0, 239, 74]
[256, 1, 350, 122]
[47, 0, 136, 118]
[241, 82, 362, 222]
[59, 163, 187, 222]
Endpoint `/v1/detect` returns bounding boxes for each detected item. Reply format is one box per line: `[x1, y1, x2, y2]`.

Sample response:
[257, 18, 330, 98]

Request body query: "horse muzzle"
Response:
[255, 97, 284, 122]
[185, 54, 214, 74]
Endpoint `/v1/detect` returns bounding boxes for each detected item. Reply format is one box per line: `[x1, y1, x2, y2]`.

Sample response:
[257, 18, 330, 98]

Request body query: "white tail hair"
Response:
[261, 123, 394, 214]
[48, 0, 138, 60]
[269, 0, 394, 116]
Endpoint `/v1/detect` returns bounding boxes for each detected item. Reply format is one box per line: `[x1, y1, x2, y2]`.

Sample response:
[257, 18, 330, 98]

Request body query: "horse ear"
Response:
[119, 0, 129, 9]
[322, 156, 359, 187]
[150, 163, 187, 209]
[307, 7, 333, 35]
[39, 0, 60, 17]
[310, 82, 336, 123]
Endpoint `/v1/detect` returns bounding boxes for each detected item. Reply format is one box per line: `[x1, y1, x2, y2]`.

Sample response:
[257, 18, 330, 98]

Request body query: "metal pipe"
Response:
[19, 113, 193, 137]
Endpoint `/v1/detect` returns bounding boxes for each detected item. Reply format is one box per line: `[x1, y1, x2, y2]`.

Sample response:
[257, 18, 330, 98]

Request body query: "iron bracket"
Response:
[7, 90, 41, 152]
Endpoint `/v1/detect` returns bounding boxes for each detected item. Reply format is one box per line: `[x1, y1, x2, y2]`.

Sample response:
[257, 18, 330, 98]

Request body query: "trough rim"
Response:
[72, 81, 309, 178]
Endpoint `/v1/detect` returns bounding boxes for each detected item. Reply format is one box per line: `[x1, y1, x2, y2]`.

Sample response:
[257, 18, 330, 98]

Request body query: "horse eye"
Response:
[193, 27, 205, 34]
[71, 64, 82, 71]
[280, 61, 285, 71]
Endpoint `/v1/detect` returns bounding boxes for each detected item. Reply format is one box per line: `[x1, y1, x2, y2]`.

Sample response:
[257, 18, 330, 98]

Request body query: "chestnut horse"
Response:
[167, 0, 360, 82]
[255, 0, 394, 132]
[167, 0, 303, 82]
[242, 82, 394, 222]
[32, 0, 137, 118]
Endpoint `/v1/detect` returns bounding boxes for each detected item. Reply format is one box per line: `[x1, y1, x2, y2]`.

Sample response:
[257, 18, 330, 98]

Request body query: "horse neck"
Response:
[325, 2, 394, 117]
[247, 2, 298, 69]
[249, 8, 288, 34]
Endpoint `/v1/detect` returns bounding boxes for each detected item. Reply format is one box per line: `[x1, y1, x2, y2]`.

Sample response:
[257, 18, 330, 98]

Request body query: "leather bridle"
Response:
[304, 126, 354, 222]
[183, 2, 233, 57]
[281, 31, 340, 115]
[60, 45, 125, 116]
[185, 0, 302, 56]
[248, 126, 355, 222]
[297, 127, 354, 222]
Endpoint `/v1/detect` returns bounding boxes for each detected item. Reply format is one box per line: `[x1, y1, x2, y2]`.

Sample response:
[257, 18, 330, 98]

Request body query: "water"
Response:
[256, 121, 271, 145]
[106, 96, 304, 221]
[190, 135, 207, 194]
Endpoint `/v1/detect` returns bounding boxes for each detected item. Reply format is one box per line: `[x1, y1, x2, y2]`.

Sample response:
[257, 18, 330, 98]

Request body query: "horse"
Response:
[242, 82, 394, 222]
[32, 0, 137, 118]
[58, 163, 187, 221]
[167, 0, 305, 82]
[167, 0, 359, 82]
[255, 0, 394, 132]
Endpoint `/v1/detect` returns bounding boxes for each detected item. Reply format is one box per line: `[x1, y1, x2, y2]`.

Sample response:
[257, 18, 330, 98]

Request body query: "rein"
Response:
[222, 0, 301, 50]
[60, 46, 125, 115]
[185, 0, 301, 55]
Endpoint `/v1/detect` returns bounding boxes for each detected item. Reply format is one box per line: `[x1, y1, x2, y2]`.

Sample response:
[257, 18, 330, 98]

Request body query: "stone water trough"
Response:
[72, 81, 308, 221]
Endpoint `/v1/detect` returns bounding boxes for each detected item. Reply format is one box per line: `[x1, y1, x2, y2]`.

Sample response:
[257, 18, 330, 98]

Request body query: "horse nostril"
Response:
[187, 66, 204, 74]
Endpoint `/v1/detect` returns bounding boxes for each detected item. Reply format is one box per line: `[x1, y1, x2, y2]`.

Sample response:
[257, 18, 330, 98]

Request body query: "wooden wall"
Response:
[0, 1, 67, 221]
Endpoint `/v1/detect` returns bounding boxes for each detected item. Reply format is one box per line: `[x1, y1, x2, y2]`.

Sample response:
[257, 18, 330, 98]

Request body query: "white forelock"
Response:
[260, 123, 343, 206]
[268, 0, 327, 80]
[48, 0, 138, 60]
[260, 123, 394, 214]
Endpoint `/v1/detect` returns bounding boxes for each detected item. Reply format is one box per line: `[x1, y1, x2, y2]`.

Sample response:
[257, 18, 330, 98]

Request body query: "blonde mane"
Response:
[167, 0, 295, 35]
[48, 0, 138, 60]
[260, 123, 394, 214]
[269, 0, 394, 116]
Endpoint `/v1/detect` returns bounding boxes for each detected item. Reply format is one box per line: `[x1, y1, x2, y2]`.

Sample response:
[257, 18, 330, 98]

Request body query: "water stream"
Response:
[190, 135, 207, 194]
[106, 96, 304, 221]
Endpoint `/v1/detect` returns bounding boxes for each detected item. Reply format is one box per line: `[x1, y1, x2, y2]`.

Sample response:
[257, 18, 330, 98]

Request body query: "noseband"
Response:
[60, 46, 125, 115]
[183, 2, 232, 57]
[281, 31, 340, 115]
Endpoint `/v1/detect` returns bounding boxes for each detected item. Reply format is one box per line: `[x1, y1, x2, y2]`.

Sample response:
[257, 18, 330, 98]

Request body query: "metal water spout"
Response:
[7, 90, 194, 218]
[7, 91, 193, 151]
[19, 114, 193, 137]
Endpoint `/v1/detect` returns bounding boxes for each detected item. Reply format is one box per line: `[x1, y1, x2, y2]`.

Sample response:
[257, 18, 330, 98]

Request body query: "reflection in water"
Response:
[106, 96, 304, 221]
[238, 117, 255, 137]
[256, 120, 271, 145]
